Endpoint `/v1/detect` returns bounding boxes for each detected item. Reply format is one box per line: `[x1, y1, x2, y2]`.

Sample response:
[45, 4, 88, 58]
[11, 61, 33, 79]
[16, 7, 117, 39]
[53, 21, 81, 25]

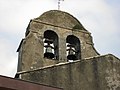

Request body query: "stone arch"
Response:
[66, 35, 81, 60]
[44, 30, 59, 60]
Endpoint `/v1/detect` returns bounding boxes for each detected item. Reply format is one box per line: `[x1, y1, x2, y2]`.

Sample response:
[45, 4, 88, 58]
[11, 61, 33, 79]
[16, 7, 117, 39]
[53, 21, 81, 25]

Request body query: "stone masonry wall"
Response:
[19, 54, 120, 90]
[17, 10, 99, 72]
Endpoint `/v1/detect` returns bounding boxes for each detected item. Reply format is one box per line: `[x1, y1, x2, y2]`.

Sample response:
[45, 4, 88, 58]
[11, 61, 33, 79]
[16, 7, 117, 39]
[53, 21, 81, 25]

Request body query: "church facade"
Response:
[16, 10, 120, 90]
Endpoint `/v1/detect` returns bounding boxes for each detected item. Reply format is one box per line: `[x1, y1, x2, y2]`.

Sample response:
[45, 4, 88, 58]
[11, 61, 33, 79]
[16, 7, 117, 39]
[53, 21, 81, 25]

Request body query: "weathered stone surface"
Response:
[17, 10, 120, 90]
[18, 54, 120, 90]
[35, 10, 85, 30]
[17, 10, 99, 71]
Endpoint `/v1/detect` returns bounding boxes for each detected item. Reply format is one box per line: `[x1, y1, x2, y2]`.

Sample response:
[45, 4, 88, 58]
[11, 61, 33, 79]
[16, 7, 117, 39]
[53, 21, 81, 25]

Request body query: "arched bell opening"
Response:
[44, 30, 59, 60]
[66, 35, 81, 61]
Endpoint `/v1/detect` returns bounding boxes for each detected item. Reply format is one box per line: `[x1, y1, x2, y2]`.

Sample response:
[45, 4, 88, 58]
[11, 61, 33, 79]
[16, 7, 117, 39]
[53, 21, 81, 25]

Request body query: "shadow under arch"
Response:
[44, 30, 59, 60]
[66, 35, 81, 60]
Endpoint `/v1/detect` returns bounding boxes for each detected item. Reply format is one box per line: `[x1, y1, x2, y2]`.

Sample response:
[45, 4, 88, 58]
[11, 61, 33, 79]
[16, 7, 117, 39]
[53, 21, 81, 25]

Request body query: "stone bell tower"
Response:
[17, 10, 99, 72]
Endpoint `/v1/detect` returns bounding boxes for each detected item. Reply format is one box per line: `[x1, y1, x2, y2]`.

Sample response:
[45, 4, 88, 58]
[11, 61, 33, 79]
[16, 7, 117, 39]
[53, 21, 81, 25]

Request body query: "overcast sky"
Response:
[0, 0, 120, 77]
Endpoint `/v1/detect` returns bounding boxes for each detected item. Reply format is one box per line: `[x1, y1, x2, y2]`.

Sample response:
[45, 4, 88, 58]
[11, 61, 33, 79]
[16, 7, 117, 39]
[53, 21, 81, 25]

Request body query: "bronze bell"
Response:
[67, 44, 77, 60]
[44, 39, 54, 59]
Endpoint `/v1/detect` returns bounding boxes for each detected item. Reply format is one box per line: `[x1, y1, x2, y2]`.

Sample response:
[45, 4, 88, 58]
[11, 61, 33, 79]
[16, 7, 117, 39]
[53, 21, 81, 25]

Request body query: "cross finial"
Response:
[58, 0, 64, 10]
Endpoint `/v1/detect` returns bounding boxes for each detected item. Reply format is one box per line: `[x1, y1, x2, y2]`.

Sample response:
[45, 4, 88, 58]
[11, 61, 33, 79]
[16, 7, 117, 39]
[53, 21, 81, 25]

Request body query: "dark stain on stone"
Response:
[92, 59, 100, 90]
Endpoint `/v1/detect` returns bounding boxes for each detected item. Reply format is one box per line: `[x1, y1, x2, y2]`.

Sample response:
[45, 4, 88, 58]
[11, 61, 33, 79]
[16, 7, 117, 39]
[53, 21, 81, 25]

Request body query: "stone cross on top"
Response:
[58, 0, 64, 10]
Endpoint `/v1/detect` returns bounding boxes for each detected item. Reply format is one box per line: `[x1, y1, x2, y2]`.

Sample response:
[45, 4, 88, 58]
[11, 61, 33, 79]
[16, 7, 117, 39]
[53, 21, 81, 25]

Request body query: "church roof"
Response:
[34, 10, 86, 30]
